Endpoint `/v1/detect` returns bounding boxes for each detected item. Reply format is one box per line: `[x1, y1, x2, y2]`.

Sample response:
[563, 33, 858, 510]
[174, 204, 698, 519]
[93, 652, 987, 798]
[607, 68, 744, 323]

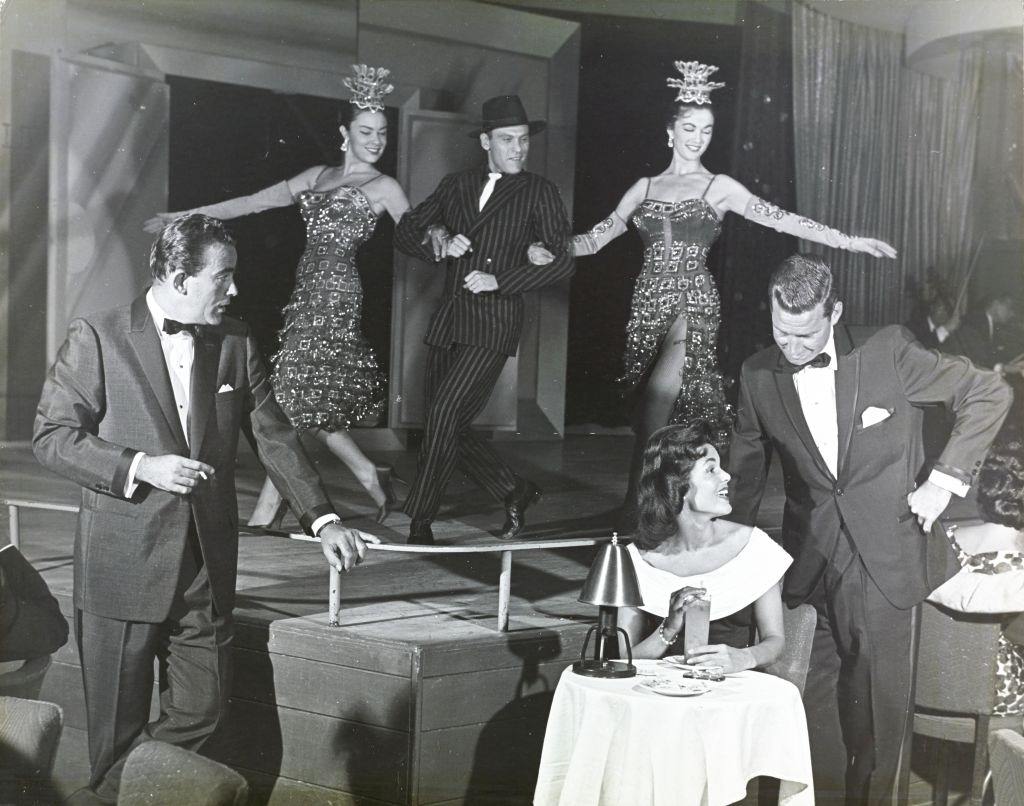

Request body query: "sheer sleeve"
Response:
[572, 211, 629, 256]
[742, 196, 853, 250]
[187, 180, 297, 221]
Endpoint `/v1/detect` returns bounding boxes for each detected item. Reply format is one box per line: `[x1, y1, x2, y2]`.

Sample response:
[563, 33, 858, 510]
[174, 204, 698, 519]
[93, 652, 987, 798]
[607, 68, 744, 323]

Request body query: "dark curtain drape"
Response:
[718, 0, 797, 383]
[792, 2, 983, 326]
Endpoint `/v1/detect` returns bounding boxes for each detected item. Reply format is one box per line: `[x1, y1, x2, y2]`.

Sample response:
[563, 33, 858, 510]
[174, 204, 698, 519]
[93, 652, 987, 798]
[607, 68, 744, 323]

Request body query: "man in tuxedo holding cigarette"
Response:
[34, 214, 377, 804]
[728, 254, 1011, 803]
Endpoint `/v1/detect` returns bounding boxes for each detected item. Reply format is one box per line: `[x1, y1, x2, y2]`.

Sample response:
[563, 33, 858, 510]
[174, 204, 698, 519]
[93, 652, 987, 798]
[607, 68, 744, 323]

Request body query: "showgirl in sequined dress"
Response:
[146, 66, 411, 524]
[559, 61, 897, 519]
[273, 185, 385, 432]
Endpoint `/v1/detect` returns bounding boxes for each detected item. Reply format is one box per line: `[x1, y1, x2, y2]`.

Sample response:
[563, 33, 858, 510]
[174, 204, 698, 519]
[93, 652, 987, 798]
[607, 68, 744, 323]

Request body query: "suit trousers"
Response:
[75, 527, 233, 800]
[803, 530, 917, 804]
[404, 342, 518, 522]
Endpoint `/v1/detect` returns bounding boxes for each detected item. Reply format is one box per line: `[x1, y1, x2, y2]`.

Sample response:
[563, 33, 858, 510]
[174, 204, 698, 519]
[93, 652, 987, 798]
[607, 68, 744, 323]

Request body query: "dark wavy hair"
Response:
[665, 100, 716, 131]
[150, 214, 234, 280]
[977, 436, 1024, 530]
[635, 420, 718, 550]
[770, 253, 838, 317]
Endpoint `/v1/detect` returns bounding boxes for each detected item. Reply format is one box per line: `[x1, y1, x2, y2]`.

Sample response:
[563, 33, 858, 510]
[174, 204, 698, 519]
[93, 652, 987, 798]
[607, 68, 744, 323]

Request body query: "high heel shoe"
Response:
[249, 478, 290, 530]
[374, 466, 399, 524]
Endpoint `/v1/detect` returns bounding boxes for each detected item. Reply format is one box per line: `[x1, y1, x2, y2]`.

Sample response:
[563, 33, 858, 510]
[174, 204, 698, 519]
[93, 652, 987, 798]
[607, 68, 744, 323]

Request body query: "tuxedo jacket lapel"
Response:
[188, 331, 219, 459]
[128, 296, 188, 449]
[772, 354, 835, 482]
[834, 326, 860, 481]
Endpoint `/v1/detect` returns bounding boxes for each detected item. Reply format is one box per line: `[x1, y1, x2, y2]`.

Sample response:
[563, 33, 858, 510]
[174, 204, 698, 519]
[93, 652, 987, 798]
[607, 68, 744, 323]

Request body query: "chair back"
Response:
[990, 729, 1024, 806]
[0, 695, 64, 802]
[915, 601, 1002, 715]
[0, 656, 52, 700]
[118, 741, 249, 806]
[761, 603, 817, 695]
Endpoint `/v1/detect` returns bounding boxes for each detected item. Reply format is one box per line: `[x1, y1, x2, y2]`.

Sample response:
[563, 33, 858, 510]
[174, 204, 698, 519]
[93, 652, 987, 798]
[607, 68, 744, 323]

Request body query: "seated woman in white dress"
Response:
[619, 421, 792, 672]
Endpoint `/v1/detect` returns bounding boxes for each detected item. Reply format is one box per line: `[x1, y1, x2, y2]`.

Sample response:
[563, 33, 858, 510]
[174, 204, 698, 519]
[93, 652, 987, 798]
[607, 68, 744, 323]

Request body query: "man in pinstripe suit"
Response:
[394, 95, 575, 544]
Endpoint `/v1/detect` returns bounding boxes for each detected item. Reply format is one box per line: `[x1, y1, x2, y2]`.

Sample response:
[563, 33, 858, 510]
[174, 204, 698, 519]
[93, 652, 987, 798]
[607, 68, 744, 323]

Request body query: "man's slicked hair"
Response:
[769, 253, 838, 316]
[150, 214, 235, 280]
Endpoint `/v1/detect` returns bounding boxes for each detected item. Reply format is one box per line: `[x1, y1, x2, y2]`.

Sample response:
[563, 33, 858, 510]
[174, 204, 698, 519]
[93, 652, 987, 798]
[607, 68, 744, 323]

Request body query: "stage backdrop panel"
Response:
[47, 54, 168, 359]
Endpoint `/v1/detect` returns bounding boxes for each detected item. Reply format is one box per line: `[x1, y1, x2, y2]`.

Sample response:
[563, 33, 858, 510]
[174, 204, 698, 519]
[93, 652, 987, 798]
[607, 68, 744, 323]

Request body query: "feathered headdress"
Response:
[343, 64, 394, 114]
[666, 61, 726, 105]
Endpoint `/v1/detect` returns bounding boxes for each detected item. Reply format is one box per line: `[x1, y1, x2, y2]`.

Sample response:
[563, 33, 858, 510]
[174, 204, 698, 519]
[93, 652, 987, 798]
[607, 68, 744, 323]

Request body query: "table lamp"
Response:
[573, 533, 644, 678]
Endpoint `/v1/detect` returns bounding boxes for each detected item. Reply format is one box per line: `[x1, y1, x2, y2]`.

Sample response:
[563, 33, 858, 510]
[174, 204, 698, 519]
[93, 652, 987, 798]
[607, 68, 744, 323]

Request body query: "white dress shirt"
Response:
[123, 292, 196, 496]
[792, 331, 840, 478]
[927, 316, 951, 345]
[478, 171, 501, 210]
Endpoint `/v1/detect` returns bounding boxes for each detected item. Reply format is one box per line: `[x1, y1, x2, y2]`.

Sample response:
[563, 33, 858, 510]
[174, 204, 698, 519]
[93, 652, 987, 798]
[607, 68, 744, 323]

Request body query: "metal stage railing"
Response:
[3, 498, 611, 632]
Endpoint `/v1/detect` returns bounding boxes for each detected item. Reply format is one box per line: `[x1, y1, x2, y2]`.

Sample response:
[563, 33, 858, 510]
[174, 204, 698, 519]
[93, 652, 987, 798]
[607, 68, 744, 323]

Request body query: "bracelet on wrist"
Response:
[657, 621, 678, 647]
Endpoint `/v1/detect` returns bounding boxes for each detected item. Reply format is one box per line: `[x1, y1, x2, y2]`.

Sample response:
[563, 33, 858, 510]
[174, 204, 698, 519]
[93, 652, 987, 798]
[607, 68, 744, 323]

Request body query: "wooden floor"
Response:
[0, 434, 980, 804]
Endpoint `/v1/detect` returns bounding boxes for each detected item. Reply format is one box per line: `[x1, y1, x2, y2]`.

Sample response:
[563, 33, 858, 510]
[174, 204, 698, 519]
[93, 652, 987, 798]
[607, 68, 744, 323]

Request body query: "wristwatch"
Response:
[314, 514, 342, 537]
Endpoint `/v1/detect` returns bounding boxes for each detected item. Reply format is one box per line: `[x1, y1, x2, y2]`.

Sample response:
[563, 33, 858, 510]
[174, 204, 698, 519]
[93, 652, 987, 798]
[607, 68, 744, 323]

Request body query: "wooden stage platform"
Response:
[5, 435, 966, 804]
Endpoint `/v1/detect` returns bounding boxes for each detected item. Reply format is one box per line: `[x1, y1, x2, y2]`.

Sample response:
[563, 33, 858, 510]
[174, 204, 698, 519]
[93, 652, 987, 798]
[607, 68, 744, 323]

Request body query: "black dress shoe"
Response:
[408, 519, 434, 545]
[499, 479, 542, 540]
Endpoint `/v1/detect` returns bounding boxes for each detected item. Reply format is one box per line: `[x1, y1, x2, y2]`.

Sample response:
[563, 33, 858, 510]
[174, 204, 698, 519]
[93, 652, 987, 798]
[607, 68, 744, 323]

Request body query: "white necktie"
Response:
[478, 172, 501, 210]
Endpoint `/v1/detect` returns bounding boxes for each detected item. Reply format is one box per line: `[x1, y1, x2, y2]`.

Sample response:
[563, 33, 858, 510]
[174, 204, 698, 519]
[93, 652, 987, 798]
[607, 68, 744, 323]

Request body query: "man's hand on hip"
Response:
[136, 455, 215, 495]
[907, 480, 952, 533]
[319, 523, 380, 572]
[463, 271, 498, 294]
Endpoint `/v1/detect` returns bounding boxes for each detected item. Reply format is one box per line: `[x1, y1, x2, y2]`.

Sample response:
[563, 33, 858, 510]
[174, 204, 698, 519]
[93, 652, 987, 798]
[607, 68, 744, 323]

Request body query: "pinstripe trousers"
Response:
[403, 342, 519, 522]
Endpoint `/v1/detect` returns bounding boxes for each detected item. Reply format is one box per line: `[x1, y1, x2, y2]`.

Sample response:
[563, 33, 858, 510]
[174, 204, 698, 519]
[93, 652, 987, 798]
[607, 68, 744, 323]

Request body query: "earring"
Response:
[341, 138, 349, 152]
[667, 132, 675, 148]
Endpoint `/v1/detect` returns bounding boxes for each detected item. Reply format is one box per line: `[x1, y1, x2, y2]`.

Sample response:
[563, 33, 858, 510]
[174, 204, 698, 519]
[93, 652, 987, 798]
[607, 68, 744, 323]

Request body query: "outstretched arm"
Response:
[572, 178, 647, 256]
[712, 175, 897, 259]
[143, 165, 324, 232]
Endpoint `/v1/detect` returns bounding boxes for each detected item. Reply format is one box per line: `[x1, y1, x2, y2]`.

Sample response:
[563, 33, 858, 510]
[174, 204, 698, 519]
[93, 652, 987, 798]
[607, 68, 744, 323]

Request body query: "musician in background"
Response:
[958, 295, 1024, 374]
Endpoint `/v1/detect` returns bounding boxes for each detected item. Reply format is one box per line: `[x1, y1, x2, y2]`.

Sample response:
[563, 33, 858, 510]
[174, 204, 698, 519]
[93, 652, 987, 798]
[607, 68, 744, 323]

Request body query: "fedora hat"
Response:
[470, 94, 546, 137]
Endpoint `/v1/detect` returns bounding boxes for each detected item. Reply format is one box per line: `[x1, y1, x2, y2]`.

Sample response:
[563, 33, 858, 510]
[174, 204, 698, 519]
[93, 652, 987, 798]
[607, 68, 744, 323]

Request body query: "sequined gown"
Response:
[271, 187, 384, 431]
[624, 197, 732, 433]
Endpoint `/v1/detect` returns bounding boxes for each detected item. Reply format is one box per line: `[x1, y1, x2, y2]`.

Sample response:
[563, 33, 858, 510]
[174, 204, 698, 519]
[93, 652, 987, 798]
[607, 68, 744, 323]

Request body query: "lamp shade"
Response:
[579, 534, 643, 608]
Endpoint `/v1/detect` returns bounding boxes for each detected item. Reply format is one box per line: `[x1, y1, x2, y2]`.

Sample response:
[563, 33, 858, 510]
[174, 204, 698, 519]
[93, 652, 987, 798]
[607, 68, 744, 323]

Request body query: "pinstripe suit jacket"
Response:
[395, 167, 574, 356]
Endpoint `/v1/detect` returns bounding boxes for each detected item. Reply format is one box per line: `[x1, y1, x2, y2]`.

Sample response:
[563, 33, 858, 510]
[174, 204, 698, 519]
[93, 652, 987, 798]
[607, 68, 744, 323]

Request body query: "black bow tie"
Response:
[781, 353, 831, 373]
[162, 319, 198, 336]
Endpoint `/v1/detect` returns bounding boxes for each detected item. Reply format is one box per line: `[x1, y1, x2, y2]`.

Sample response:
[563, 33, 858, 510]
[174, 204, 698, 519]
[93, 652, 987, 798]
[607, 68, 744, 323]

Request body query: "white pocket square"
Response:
[860, 406, 892, 428]
[217, 384, 235, 394]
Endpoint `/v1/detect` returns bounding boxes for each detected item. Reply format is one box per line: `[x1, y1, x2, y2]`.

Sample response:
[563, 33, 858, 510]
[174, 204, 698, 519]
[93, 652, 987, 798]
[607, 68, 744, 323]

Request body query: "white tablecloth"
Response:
[534, 661, 814, 806]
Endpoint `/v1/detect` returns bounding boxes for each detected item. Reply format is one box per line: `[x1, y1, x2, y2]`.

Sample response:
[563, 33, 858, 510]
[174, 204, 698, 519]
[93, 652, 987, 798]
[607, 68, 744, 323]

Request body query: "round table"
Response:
[534, 660, 814, 806]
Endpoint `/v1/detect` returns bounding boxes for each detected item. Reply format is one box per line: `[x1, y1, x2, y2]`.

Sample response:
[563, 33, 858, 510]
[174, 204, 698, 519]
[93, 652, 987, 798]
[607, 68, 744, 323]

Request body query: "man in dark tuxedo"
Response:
[729, 254, 1011, 803]
[33, 215, 378, 804]
[394, 95, 574, 545]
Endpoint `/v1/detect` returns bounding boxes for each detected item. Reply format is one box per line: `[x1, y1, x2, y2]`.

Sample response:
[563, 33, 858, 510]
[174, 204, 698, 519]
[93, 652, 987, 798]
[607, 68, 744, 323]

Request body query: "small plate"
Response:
[638, 677, 711, 697]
